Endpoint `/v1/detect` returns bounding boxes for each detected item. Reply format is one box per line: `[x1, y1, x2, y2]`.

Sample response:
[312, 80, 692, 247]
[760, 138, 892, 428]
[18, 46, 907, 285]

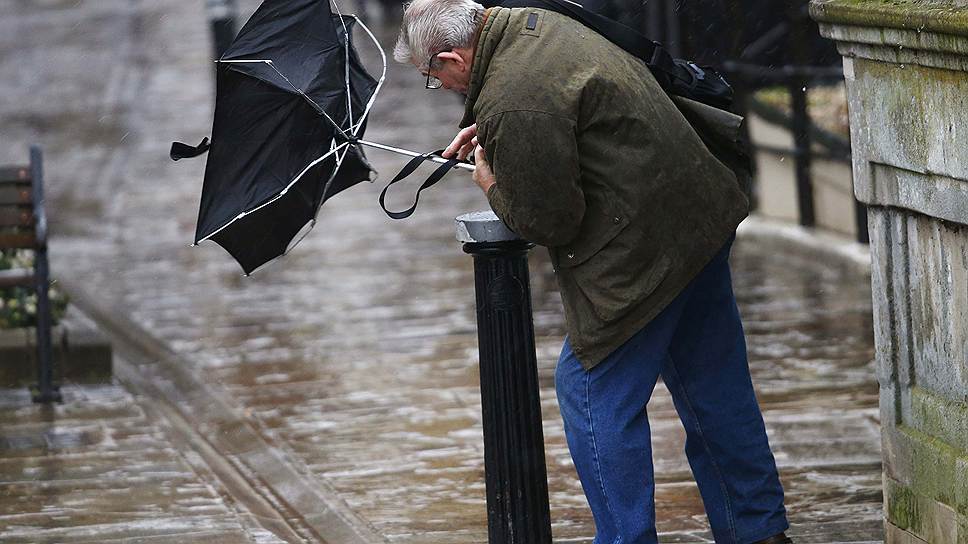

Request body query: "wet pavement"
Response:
[0, 383, 285, 543]
[0, 0, 882, 542]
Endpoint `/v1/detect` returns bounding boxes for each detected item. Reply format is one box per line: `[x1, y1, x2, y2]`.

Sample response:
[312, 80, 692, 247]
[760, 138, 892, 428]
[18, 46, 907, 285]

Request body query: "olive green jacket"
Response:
[462, 7, 750, 369]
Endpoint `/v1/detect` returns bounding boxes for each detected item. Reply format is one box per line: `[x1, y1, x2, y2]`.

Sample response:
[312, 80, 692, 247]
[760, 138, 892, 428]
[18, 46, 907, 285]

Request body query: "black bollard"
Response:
[457, 211, 553, 544]
[206, 0, 237, 61]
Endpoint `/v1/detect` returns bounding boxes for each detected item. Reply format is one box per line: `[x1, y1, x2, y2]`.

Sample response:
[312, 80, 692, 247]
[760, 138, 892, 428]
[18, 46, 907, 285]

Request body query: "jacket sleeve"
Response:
[478, 110, 585, 247]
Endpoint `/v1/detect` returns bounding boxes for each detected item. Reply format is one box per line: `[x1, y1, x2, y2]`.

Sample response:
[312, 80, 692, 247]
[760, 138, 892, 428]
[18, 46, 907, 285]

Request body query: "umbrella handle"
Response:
[355, 139, 476, 172]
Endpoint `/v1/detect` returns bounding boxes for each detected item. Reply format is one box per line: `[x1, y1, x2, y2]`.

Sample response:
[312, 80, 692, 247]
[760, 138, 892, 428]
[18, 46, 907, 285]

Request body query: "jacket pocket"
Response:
[566, 239, 672, 324]
[553, 211, 630, 269]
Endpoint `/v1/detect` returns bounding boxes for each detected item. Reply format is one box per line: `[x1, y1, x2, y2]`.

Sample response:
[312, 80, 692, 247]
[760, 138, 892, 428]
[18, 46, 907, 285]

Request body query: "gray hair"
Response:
[393, 0, 486, 70]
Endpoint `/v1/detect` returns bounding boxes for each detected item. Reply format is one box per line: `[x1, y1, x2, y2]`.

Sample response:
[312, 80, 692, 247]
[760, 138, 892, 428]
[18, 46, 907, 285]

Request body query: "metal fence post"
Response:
[789, 7, 817, 228]
[789, 81, 816, 228]
[29, 145, 60, 404]
[456, 211, 553, 544]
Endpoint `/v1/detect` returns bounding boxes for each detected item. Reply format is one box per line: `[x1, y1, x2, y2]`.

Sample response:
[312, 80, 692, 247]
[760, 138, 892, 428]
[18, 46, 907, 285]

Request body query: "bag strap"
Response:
[379, 149, 461, 219]
[482, 0, 681, 91]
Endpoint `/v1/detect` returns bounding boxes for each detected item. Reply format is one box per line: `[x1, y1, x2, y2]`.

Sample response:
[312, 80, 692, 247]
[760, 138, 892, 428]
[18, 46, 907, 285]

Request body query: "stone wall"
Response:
[811, 1, 968, 542]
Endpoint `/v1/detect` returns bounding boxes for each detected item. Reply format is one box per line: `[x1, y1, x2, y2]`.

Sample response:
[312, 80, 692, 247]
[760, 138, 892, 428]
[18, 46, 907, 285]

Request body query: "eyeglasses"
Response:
[424, 50, 448, 89]
[426, 71, 443, 90]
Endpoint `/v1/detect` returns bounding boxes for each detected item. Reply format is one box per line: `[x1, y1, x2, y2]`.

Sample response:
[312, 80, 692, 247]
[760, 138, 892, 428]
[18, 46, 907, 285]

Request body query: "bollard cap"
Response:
[456, 210, 520, 243]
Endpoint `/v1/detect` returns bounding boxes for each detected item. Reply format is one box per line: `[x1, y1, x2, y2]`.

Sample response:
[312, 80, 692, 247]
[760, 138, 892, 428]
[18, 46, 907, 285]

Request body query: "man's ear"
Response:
[437, 50, 466, 72]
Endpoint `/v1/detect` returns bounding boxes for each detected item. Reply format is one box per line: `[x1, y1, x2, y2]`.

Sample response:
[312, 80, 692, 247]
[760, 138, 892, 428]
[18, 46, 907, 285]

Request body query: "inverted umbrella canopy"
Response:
[191, 0, 382, 274]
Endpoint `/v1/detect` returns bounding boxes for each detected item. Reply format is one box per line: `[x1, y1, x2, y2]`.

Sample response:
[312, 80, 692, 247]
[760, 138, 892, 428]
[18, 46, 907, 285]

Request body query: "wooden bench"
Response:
[0, 146, 60, 403]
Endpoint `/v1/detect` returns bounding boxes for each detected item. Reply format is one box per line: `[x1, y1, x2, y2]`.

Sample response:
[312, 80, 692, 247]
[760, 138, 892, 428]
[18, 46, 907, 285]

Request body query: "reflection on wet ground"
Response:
[1, 0, 881, 542]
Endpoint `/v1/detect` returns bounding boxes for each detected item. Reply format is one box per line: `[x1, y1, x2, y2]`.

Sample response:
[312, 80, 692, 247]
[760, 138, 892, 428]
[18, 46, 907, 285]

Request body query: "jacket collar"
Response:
[460, 7, 510, 128]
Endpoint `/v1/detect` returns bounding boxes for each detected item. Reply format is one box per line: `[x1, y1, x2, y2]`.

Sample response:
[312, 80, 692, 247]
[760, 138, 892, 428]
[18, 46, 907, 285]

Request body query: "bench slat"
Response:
[0, 166, 31, 184]
[0, 232, 37, 249]
[0, 268, 33, 289]
[0, 208, 33, 228]
[0, 186, 31, 205]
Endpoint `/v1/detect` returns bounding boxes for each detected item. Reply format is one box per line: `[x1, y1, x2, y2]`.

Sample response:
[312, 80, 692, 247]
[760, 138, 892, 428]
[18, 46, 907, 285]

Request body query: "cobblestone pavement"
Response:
[1, 0, 882, 542]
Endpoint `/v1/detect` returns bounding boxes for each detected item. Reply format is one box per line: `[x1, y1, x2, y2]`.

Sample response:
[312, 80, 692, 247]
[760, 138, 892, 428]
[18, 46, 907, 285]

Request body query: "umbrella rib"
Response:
[315, 140, 353, 216]
[265, 60, 350, 139]
[355, 139, 475, 172]
[331, 1, 354, 131]
[245, 59, 351, 140]
[348, 15, 387, 136]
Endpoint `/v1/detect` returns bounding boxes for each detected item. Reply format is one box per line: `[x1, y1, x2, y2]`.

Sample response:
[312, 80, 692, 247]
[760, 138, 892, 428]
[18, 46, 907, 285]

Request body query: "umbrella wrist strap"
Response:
[379, 149, 459, 219]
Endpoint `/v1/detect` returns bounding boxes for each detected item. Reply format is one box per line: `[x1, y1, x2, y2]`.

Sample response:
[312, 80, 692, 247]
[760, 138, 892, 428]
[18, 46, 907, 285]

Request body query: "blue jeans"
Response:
[555, 237, 788, 544]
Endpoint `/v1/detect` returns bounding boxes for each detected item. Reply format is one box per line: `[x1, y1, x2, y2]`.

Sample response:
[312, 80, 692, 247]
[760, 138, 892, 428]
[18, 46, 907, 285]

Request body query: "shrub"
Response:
[0, 250, 69, 329]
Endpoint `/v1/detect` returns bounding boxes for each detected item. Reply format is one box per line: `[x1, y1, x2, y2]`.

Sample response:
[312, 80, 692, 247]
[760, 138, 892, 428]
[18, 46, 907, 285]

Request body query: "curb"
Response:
[737, 214, 872, 277]
[58, 278, 388, 544]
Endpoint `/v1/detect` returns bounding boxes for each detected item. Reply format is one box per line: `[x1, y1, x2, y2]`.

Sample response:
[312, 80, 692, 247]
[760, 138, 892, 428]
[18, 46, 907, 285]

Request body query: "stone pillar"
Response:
[810, 2, 968, 542]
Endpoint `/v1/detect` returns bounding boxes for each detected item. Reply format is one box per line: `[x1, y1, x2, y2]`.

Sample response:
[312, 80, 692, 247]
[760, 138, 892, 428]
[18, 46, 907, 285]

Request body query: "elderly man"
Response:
[394, 1, 791, 543]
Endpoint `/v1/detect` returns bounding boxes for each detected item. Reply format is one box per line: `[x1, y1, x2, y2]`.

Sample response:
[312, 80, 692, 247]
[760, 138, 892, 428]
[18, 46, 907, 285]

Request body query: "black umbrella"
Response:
[172, 0, 381, 274]
[172, 0, 474, 274]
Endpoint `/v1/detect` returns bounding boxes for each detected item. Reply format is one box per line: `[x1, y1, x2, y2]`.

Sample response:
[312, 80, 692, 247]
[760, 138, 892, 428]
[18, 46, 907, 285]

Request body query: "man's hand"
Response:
[472, 144, 496, 193]
[442, 123, 478, 161]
